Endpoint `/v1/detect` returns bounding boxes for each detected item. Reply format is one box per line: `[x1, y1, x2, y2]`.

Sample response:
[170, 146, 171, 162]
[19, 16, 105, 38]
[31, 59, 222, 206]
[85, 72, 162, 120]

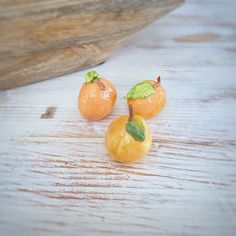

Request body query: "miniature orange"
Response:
[127, 76, 166, 118]
[78, 71, 117, 120]
[105, 105, 152, 163]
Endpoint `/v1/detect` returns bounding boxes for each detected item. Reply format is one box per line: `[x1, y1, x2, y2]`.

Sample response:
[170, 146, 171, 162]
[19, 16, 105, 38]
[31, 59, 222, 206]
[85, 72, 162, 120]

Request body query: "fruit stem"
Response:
[153, 75, 161, 88]
[85, 71, 99, 83]
[94, 78, 106, 90]
[128, 104, 134, 121]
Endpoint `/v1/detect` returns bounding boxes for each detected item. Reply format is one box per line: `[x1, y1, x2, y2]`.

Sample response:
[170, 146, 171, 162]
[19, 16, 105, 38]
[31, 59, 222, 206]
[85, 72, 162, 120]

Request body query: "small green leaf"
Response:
[126, 117, 145, 142]
[127, 81, 154, 99]
[85, 71, 99, 83]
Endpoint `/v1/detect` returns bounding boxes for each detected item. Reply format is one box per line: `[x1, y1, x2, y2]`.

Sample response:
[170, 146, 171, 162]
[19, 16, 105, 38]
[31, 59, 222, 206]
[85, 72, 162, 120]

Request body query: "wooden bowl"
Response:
[0, 0, 183, 89]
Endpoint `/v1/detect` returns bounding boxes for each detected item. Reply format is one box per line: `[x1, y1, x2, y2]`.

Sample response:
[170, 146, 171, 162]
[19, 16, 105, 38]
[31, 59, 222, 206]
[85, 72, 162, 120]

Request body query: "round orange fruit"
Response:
[105, 105, 152, 163]
[127, 76, 166, 118]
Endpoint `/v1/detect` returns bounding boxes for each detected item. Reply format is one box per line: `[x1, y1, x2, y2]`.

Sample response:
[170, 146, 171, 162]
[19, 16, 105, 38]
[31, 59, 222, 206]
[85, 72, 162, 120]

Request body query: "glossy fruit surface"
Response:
[105, 106, 152, 163]
[127, 76, 166, 118]
[78, 71, 117, 120]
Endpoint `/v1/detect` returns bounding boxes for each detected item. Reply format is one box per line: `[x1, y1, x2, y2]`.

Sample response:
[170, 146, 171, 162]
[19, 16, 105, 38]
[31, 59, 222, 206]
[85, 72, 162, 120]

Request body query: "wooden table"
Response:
[1, 0, 236, 235]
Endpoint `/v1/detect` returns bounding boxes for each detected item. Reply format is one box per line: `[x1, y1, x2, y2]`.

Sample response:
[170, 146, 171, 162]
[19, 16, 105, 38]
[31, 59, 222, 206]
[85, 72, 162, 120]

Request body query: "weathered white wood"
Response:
[0, 0, 236, 235]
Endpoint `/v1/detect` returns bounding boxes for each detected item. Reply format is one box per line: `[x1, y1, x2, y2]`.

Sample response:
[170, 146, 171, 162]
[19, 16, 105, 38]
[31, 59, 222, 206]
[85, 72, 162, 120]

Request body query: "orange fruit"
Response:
[105, 105, 152, 163]
[78, 71, 117, 120]
[127, 76, 166, 118]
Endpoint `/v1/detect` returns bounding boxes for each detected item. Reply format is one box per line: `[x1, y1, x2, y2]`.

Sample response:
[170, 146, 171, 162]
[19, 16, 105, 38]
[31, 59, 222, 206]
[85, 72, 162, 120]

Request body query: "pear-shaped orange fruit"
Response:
[78, 71, 117, 120]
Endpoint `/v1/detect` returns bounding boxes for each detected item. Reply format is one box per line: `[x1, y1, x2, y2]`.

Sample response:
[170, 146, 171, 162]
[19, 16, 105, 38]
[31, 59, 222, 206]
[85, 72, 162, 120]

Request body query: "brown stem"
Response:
[94, 78, 106, 90]
[153, 75, 161, 89]
[128, 104, 134, 121]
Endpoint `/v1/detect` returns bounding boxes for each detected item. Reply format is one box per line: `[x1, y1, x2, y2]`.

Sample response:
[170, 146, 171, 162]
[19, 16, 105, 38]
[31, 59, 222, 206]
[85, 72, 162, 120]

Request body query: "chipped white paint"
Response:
[0, 0, 236, 235]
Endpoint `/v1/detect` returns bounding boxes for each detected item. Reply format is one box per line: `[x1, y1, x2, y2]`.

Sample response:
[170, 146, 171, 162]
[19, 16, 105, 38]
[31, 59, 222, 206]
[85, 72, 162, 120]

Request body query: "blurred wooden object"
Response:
[0, 0, 183, 89]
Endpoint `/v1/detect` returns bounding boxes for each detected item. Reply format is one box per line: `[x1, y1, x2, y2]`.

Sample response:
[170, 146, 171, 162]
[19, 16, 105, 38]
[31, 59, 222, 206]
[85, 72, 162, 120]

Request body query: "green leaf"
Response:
[127, 81, 154, 99]
[126, 117, 145, 142]
[85, 71, 99, 83]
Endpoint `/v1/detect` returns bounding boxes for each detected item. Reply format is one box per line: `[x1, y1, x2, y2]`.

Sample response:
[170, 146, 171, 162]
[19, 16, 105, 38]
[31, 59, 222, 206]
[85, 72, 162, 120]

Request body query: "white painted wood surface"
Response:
[0, 0, 236, 235]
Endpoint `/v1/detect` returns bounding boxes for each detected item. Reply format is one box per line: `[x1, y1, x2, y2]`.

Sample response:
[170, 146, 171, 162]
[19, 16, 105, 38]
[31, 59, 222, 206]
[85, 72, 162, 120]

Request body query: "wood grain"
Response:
[0, 0, 236, 235]
[0, 0, 183, 89]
